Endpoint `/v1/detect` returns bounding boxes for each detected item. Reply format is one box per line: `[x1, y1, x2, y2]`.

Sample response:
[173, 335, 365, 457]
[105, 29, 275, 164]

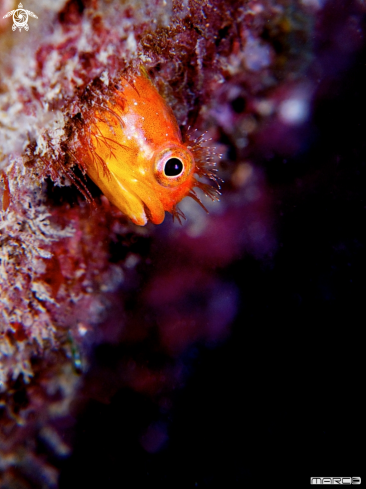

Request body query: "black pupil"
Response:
[164, 158, 183, 176]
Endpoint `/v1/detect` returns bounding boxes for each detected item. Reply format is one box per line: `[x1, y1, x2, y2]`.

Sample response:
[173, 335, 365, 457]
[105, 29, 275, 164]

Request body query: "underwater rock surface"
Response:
[0, 0, 365, 487]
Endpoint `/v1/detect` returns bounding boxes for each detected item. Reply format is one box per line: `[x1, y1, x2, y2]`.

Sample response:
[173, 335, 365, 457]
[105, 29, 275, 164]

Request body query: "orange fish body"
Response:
[80, 69, 197, 225]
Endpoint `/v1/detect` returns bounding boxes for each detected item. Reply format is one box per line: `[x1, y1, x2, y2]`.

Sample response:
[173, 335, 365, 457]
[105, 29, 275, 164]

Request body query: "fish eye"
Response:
[164, 158, 184, 177]
[154, 146, 195, 188]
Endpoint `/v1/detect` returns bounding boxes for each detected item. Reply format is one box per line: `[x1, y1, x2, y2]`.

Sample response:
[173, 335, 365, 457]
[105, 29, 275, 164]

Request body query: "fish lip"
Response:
[116, 175, 165, 225]
[143, 201, 165, 225]
[125, 174, 165, 225]
[99, 157, 165, 225]
[132, 202, 148, 226]
[143, 202, 153, 223]
[109, 173, 148, 226]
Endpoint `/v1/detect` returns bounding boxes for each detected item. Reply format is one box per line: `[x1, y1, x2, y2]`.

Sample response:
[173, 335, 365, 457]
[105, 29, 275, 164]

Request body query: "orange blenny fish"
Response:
[71, 67, 220, 225]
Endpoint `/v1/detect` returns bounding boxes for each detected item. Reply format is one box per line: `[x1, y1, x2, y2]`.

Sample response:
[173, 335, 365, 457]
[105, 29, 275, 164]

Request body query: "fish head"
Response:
[83, 71, 198, 225]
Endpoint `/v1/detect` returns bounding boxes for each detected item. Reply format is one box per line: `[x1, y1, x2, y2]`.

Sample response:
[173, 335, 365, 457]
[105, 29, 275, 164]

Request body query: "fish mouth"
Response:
[107, 170, 165, 226]
[85, 154, 166, 225]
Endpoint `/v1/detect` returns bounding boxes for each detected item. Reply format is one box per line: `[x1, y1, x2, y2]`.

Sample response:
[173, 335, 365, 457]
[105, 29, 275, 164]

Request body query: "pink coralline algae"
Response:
[0, 0, 365, 487]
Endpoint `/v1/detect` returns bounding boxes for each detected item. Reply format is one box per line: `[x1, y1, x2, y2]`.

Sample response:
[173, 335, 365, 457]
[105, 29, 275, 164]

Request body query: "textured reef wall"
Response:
[0, 0, 365, 487]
